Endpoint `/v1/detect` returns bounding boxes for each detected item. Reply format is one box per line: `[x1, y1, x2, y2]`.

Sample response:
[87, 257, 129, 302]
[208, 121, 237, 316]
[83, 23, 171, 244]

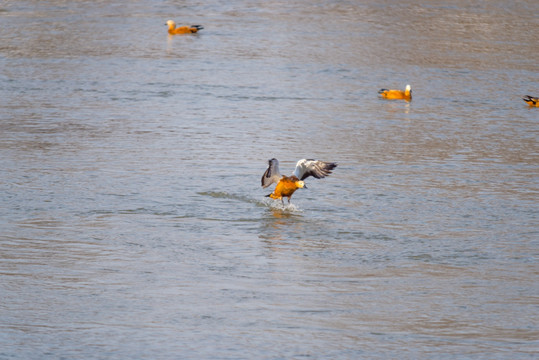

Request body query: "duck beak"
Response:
[303, 184, 308, 189]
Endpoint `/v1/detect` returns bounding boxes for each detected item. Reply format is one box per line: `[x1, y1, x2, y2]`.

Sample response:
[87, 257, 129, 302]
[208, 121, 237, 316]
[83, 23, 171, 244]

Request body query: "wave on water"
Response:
[197, 191, 303, 213]
[198, 191, 261, 205]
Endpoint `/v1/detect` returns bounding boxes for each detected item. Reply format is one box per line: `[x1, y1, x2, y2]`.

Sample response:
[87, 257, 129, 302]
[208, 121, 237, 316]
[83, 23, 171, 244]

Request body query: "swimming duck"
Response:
[261, 158, 337, 205]
[166, 20, 203, 35]
[522, 95, 539, 107]
[378, 84, 412, 101]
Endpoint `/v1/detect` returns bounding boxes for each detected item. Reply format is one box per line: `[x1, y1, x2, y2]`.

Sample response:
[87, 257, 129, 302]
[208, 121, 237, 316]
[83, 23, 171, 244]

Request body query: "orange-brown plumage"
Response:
[523, 95, 539, 107]
[166, 20, 203, 35]
[266, 175, 305, 204]
[379, 84, 412, 101]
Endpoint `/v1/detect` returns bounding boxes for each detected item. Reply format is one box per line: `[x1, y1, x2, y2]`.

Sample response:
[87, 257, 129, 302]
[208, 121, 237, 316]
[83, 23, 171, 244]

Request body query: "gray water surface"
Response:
[1, 0, 538, 359]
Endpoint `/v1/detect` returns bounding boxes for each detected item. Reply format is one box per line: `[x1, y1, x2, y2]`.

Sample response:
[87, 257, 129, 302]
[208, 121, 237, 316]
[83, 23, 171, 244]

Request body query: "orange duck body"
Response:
[266, 175, 305, 204]
[166, 20, 203, 35]
[379, 84, 412, 101]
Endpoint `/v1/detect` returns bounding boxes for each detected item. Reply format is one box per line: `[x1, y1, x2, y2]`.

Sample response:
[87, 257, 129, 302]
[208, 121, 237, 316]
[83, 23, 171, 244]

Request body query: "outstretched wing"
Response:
[261, 158, 282, 188]
[293, 159, 337, 180]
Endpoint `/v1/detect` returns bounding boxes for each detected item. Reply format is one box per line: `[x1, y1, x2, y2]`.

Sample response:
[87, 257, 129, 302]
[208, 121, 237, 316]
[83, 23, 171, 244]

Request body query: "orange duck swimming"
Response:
[522, 95, 539, 107]
[261, 158, 337, 205]
[378, 84, 412, 101]
[166, 20, 203, 35]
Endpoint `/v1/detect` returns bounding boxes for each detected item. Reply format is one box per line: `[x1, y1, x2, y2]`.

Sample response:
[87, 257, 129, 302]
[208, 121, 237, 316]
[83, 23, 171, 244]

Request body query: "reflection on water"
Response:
[1, 0, 538, 359]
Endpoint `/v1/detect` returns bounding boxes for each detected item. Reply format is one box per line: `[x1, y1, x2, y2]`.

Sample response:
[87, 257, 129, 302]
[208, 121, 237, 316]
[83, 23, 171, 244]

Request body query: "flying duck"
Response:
[261, 158, 337, 205]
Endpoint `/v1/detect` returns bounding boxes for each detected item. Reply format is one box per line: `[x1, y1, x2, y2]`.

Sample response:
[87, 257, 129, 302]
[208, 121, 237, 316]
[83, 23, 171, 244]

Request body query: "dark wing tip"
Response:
[318, 161, 337, 178]
[300, 161, 338, 180]
[326, 162, 337, 170]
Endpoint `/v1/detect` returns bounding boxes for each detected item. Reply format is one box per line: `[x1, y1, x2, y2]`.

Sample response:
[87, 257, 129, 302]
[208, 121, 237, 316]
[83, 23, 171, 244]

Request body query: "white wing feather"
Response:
[293, 159, 337, 180]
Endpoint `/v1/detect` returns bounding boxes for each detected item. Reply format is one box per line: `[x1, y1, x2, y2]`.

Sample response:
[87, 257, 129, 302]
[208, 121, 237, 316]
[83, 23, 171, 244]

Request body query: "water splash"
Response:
[198, 191, 303, 213]
[263, 198, 303, 213]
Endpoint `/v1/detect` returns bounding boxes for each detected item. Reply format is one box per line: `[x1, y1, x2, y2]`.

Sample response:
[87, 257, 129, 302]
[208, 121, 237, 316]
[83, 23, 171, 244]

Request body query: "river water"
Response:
[1, 0, 538, 359]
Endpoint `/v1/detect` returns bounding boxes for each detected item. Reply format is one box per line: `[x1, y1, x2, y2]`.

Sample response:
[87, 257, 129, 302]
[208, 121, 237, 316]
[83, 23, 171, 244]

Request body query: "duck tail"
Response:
[191, 25, 204, 30]
[522, 95, 538, 106]
[378, 88, 388, 94]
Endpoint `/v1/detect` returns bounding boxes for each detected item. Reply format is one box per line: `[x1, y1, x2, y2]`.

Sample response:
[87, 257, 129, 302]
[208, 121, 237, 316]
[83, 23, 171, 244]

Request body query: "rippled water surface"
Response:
[1, 0, 538, 358]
